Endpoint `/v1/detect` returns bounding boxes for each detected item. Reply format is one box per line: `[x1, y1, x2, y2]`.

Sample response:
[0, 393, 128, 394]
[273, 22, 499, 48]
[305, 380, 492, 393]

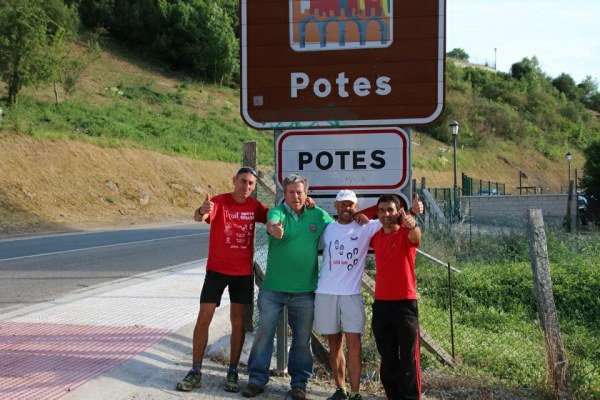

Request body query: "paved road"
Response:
[0, 223, 210, 311]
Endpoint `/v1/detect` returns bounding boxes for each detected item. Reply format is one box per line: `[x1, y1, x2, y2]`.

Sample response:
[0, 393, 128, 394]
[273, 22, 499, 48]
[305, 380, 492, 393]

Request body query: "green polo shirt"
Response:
[263, 204, 333, 292]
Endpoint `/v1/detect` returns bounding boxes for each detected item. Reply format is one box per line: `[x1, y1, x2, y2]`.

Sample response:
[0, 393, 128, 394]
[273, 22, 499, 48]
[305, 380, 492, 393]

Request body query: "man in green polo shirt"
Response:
[243, 174, 333, 400]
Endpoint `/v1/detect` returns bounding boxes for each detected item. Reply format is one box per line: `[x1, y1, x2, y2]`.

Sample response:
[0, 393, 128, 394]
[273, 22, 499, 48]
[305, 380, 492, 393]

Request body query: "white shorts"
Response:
[314, 293, 365, 335]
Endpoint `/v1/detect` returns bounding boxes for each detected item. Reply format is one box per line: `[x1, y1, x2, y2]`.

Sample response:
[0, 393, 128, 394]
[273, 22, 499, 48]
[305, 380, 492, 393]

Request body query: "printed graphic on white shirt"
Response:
[316, 219, 381, 295]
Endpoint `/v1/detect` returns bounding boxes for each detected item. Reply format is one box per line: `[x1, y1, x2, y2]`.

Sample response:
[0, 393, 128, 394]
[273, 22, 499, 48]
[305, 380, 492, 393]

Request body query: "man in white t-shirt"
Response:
[314, 190, 381, 400]
[315, 190, 423, 400]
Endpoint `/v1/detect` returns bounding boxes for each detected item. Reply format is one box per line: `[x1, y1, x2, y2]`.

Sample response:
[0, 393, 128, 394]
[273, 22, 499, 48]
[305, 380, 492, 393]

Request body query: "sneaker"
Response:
[176, 369, 202, 391]
[242, 382, 264, 398]
[225, 370, 240, 392]
[291, 386, 306, 400]
[349, 394, 363, 400]
[327, 387, 348, 400]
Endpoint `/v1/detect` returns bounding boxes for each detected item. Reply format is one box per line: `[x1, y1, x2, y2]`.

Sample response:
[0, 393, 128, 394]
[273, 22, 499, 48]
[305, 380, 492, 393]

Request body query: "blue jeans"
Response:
[247, 289, 315, 388]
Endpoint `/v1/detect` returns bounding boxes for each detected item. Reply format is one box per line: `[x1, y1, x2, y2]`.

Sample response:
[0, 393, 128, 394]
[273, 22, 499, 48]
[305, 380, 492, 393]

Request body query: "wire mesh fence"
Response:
[249, 161, 599, 399]
[462, 173, 506, 196]
[417, 204, 597, 399]
[426, 187, 455, 222]
[252, 168, 275, 273]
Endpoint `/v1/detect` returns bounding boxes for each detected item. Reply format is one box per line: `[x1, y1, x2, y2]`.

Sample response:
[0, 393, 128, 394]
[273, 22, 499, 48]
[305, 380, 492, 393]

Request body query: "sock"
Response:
[350, 391, 359, 398]
[228, 365, 238, 374]
[338, 386, 347, 394]
[192, 360, 202, 372]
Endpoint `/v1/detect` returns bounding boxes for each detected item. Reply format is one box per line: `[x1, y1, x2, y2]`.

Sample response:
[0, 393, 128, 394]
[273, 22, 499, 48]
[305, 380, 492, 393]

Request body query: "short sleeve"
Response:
[255, 200, 269, 224]
[267, 207, 284, 224]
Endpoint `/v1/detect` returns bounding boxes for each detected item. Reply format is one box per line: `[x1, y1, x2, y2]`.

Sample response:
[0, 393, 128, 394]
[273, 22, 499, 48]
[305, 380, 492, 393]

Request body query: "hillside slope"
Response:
[0, 130, 580, 238]
[0, 45, 586, 237]
[0, 134, 237, 237]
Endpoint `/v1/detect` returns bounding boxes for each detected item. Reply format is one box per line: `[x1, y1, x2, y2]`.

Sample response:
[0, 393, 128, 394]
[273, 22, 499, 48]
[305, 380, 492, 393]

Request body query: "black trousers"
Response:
[372, 300, 421, 400]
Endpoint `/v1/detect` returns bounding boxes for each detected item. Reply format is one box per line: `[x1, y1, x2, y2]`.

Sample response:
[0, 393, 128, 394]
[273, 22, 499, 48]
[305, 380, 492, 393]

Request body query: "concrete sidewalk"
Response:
[0, 261, 382, 400]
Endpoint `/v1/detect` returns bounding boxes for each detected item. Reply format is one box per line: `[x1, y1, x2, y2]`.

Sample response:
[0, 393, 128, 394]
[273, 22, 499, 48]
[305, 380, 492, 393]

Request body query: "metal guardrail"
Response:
[251, 247, 461, 370]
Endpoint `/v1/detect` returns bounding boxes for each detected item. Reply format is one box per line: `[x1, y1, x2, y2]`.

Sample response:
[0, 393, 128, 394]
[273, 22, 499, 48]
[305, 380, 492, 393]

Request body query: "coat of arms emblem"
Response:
[290, 0, 393, 52]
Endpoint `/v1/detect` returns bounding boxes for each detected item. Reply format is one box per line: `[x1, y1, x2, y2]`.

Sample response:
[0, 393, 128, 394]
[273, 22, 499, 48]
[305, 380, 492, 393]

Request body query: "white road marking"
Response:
[0, 232, 209, 262]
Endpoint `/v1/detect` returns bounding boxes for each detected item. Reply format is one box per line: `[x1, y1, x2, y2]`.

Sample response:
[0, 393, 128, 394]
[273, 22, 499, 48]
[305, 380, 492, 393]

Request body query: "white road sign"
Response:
[275, 127, 411, 215]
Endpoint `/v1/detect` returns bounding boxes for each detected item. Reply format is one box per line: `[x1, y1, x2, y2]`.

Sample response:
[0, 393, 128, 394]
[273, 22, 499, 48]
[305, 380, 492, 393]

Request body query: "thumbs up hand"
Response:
[400, 208, 417, 230]
[410, 193, 424, 215]
[199, 193, 214, 215]
[268, 220, 284, 239]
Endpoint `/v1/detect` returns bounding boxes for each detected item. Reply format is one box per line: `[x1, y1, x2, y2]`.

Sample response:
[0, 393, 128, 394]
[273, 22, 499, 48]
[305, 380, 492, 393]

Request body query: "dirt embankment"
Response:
[0, 130, 578, 238]
[0, 133, 237, 238]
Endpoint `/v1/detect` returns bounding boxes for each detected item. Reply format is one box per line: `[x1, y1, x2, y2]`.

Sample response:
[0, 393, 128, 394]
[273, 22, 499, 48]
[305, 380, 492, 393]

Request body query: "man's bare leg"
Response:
[193, 303, 217, 367]
[327, 333, 346, 389]
[345, 332, 362, 394]
[229, 303, 247, 367]
[176, 303, 216, 391]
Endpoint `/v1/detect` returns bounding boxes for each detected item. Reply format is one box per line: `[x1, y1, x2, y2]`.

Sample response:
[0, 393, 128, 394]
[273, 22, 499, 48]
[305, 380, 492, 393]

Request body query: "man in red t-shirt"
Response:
[370, 194, 422, 400]
[176, 166, 268, 394]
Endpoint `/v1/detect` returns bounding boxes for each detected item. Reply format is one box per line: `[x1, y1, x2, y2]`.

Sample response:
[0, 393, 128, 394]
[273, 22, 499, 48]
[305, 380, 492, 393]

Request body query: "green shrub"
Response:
[409, 228, 600, 396]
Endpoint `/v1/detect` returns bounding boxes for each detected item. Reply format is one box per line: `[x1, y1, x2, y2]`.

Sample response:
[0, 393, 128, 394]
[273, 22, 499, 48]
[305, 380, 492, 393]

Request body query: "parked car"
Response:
[476, 188, 499, 195]
[578, 194, 588, 224]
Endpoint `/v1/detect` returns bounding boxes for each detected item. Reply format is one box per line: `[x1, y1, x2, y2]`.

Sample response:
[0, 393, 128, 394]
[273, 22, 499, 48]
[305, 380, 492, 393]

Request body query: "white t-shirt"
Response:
[316, 219, 382, 295]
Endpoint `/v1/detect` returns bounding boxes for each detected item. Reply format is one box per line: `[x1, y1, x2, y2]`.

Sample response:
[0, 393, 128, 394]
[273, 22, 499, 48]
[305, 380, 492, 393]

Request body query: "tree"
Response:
[52, 30, 102, 103]
[76, 0, 239, 85]
[588, 93, 600, 112]
[43, 0, 80, 35]
[552, 73, 580, 101]
[577, 75, 599, 109]
[193, 1, 238, 84]
[150, 0, 238, 84]
[0, 0, 50, 105]
[580, 141, 600, 223]
[447, 48, 469, 62]
[510, 56, 543, 80]
[0, 0, 78, 105]
[77, 0, 114, 30]
[217, 0, 239, 38]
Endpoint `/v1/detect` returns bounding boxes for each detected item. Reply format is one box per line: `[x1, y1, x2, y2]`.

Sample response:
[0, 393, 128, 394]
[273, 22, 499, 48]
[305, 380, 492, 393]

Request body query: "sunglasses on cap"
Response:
[237, 166, 258, 177]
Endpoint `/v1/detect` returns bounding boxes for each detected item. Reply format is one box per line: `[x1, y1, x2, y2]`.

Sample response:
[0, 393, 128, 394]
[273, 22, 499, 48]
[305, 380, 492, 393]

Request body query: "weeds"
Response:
[358, 227, 600, 398]
[3, 82, 274, 164]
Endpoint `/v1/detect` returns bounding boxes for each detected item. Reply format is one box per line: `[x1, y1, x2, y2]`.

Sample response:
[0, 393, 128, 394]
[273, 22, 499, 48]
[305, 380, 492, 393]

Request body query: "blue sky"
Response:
[447, 0, 600, 83]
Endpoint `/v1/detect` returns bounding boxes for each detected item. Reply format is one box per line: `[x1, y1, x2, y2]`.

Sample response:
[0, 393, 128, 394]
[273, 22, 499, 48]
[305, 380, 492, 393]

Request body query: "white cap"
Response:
[335, 189, 357, 204]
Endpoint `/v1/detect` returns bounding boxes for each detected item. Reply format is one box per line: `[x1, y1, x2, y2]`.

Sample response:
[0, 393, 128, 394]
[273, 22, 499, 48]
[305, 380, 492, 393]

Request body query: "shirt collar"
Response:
[283, 202, 304, 221]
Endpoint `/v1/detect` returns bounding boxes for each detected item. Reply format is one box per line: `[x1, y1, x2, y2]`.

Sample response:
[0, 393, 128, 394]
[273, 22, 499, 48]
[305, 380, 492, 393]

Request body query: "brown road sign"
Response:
[241, 0, 446, 129]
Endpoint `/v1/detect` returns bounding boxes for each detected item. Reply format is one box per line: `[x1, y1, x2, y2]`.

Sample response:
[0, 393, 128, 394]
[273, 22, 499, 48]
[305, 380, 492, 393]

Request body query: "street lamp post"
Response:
[449, 120, 460, 221]
[566, 151, 573, 194]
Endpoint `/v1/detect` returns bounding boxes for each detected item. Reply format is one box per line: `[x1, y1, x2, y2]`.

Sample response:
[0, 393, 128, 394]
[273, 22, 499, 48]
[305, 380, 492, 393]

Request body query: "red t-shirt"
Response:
[205, 193, 268, 275]
[370, 227, 419, 300]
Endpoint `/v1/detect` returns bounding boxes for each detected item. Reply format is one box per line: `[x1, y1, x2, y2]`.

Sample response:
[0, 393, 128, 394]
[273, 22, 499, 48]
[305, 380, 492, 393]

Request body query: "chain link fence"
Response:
[462, 173, 506, 196]
[252, 168, 275, 269]
[248, 159, 599, 399]
[418, 193, 597, 399]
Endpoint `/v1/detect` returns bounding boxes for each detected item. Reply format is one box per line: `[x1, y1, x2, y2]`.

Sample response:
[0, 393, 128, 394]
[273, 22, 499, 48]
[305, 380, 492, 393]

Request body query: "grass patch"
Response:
[359, 227, 600, 398]
[5, 79, 274, 164]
